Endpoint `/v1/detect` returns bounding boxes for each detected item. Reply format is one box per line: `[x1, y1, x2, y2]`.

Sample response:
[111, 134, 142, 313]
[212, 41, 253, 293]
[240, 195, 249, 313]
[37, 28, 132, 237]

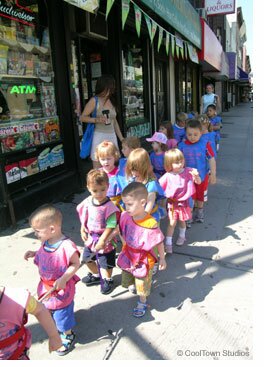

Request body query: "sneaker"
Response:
[192, 209, 198, 222]
[152, 262, 159, 275]
[176, 236, 186, 246]
[196, 209, 204, 223]
[165, 244, 173, 254]
[101, 278, 113, 294]
[82, 272, 100, 286]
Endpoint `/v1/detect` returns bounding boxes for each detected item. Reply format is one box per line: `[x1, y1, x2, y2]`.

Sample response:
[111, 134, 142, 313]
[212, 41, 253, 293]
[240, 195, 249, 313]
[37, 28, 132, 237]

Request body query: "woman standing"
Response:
[80, 75, 124, 168]
[200, 83, 220, 114]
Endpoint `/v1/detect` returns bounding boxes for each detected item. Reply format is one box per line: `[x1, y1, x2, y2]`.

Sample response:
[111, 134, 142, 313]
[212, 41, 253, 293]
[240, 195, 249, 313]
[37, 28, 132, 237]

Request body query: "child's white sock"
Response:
[165, 236, 172, 245]
[93, 273, 99, 278]
[179, 228, 186, 238]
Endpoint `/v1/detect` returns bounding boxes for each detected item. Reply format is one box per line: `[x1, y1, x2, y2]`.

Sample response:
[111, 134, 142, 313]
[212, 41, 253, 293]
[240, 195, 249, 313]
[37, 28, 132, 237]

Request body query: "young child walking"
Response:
[117, 182, 166, 317]
[206, 104, 222, 151]
[173, 112, 187, 143]
[0, 286, 62, 360]
[178, 119, 216, 223]
[159, 149, 201, 251]
[125, 147, 166, 223]
[95, 140, 124, 211]
[24, 204, 80, 356]
[76, 169, 120, 295]
[146, 132, 168, 179]
[119, 136, 141, 177]
[159, 121, 178, 149]
[198, 114, 217, 157]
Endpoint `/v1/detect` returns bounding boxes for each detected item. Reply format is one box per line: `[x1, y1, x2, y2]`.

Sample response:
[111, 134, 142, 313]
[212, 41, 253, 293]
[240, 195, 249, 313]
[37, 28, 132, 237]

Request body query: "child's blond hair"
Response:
[122, 136, 141, 150]
[197, 114, 213, 132]
[164, 149, 185, 172]
[126, 148, 155, 182]
[86, 169, 109, 187]
[177, 112, 187, 122]
[95, 140, 120, 163]
[29, 204, 62, 226]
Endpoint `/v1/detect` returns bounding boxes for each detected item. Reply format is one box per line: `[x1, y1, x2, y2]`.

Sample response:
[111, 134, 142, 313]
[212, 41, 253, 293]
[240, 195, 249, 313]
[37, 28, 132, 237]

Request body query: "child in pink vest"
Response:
[117, 182, 166, 318]
[24, 204, 80, 356]
[0, 286, 61, 360]
[77, 169, 120, 295]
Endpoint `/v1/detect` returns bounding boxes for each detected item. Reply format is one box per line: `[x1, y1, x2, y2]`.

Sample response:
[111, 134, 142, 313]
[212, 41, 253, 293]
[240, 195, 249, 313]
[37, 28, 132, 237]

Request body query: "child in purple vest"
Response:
[77, 169, 120, 295]
[178, 119, 216, 223]
[159, 121, 178, 149]
[146, 132, 168, 179]
[24, 204, 80, 356]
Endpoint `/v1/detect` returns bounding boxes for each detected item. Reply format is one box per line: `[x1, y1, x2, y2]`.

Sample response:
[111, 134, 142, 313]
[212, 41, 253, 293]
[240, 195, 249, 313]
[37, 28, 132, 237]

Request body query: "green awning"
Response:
[140, 0, 201, 49]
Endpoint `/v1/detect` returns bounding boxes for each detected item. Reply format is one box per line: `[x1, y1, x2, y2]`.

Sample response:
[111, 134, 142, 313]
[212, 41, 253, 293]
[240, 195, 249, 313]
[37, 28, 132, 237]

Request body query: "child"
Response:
[198, 114, 217, 157]
[125, 147, 166, 223]
[24, 204, 80, 356]
[159, 121, 177, 149]
[119, 136, 141, 176]
[146, 132, 168, 179]
[95, 140, 124, 210]
[159, 149, 201, 251]
[173, 112, 187, 143]
[178, 119, 216, 223]
[0, 286, 62, 360]
[117, 182, 166, 317]
[76, 169, 120, 295]
[206, 104, 222, 151]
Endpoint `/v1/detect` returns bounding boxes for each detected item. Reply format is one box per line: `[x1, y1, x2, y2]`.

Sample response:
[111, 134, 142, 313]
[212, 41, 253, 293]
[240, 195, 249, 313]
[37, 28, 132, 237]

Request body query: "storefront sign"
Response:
[140, 0, 201, 49]
[63, 0, 99, 13]
[9, 85, 36, 94]
[198, 19, 222, 71]
[187, 43, 199, 64]
[0, 0, 36, 26]
[205, 0, 236, 16]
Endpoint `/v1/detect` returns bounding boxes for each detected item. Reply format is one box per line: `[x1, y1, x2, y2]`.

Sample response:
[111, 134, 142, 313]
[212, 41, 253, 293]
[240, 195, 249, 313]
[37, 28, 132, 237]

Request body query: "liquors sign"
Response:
[205, 0, 236, 16]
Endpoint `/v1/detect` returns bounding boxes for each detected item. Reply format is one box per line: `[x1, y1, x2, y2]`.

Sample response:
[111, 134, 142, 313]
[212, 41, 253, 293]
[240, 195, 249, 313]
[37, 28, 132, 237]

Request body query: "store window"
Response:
[122, 39, 151, 138]
[0, 1, 63, 186]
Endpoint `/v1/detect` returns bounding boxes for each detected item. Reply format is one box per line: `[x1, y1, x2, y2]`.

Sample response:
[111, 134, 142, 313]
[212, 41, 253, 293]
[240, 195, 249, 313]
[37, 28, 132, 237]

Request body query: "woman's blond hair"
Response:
[95, 140, 120, 163]
[125, 148, 155, 182]
[164, 148, 185, 172]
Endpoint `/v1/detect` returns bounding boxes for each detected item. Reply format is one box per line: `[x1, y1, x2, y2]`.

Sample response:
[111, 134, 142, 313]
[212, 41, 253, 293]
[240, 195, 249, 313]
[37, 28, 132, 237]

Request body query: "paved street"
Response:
[0, 102, 253, 360]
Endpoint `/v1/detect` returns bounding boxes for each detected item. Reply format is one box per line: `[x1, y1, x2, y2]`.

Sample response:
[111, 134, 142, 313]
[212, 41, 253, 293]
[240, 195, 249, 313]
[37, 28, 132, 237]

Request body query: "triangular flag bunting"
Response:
[180, 46, 184, 59]
[185, 42, 189, 60]
[106, 0, 115, 19]
[122, 0, 130, 30]
[165, 31, 170, 55]
[176, 45, 179, 58]
[171, 34, 175, 57]
[134, 4, 142, 37]
[144, 14, 152, 41]
[157, 26, 163, 52]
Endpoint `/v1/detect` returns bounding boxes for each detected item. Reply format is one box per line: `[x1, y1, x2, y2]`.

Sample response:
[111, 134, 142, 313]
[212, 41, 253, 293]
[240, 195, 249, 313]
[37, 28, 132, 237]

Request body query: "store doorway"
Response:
[155, 58, 168, 126]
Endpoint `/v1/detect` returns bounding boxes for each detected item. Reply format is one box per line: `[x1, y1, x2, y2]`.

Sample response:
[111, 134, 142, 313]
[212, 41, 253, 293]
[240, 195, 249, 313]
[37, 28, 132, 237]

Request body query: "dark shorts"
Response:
[82, 246, 116, 269]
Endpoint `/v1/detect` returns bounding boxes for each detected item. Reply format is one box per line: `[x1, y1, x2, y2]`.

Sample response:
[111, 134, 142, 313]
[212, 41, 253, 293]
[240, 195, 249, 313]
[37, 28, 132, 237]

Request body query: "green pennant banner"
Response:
[106, 0, 115, 19]
[122, 0, 130, 30]
[171, 34, 175, 57]
[144, 13, 152, 41]
[180, 45, 184, 59]
[150, 21, 157, 44]
[165, 31, 170, 55]
[184, 42, 188, 60]
[157, 26, 163, 52]
[176, 45, 179, 58]
[134, 4, 142, 37]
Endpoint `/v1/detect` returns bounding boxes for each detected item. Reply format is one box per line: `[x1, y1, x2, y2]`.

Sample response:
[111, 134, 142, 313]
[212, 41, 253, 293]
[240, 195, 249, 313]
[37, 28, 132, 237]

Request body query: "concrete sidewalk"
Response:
[0, 103, 253, 360]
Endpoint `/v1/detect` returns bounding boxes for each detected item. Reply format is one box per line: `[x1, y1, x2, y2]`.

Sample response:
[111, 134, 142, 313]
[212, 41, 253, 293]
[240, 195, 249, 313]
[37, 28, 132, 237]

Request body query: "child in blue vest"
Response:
[173, 112, 187, 143]
[178, 119, 216, 223]
[119, 136, 141, 179]
[206, 104, 222, 152]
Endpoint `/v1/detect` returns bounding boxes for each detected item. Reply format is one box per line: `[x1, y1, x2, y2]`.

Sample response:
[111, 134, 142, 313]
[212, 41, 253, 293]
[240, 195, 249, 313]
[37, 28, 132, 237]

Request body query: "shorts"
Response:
[192, 174, 209, 202]
[82, 246, 116, 269]
[122, 269, 153, 297]
[51, 301, 76, 333]
[168, 204, 192, 221]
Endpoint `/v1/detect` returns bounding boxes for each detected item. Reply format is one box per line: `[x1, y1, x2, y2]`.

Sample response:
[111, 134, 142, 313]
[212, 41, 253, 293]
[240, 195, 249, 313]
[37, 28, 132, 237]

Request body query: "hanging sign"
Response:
[157, 26, 163, 52]
[0, 0, 36, 26]
[122, 0, 130, 29]
[134, 4, 142, 38]
[63, 0, 99, 13]
[106, 0, 115, 19]
[165, 31, 170, 55]
[205, 0, 236, 16]
[170, 34, 175, 57]
[187, 43, 199, 64]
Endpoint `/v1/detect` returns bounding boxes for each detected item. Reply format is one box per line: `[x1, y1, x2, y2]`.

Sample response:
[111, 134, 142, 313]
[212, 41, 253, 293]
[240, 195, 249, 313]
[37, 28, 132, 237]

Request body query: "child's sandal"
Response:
[133, 302, 148, 318]
[56, 331, 76, 356]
